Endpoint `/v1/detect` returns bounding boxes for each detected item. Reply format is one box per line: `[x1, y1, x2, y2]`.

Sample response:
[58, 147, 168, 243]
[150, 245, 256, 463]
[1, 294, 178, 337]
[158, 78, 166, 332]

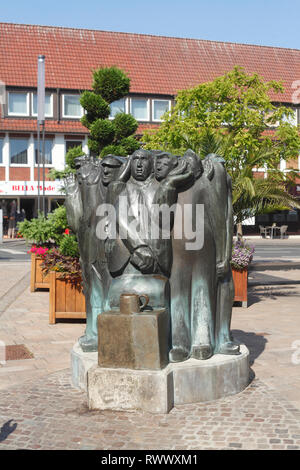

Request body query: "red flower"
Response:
[64, 229, 70, 235]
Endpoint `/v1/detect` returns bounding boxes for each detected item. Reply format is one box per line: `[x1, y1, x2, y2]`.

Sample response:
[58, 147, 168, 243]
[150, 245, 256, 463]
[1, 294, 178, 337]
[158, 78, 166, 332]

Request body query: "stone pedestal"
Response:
[71, 342, 97, 391]
[88, 365, 174, 413]
[98, 308, 169, 370]
[87, 344, 250, 414]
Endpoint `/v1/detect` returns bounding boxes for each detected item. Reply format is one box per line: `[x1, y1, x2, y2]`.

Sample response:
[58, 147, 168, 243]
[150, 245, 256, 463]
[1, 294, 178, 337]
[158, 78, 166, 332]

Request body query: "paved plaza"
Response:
[0, 254, 300, 449]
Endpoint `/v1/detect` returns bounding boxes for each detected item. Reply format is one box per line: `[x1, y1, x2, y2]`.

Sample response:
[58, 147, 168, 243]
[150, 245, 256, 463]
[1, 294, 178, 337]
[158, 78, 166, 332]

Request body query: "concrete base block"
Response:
[88, 365, 174, 413]
[71, 342, 97, 391]
[87, 345, 250, 413]
[173, 344, 250, 404]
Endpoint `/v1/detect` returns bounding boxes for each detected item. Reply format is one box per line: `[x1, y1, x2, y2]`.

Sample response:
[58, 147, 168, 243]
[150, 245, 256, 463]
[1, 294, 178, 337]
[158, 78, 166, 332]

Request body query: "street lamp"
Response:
[37, 55, 46, 216]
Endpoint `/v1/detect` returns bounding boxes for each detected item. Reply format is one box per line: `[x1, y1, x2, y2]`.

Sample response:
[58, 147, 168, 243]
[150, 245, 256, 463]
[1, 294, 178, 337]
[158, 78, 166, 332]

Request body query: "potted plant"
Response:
[231, 239, 255, 307]
[41, 230, 86, 324]
[28, 244, 50, 291]
[17, 206, 68, 292]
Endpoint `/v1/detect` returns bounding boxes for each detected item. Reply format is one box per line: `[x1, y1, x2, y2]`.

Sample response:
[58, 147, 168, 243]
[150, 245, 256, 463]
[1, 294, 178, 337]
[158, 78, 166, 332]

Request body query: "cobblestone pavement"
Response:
[1, 264, 300, 450]
[0, 370, 300, 450]
[0, 263, 85, 390]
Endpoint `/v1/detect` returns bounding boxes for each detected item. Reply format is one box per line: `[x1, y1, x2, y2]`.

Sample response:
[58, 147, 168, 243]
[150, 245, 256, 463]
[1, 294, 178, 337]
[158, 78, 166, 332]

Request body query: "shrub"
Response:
[113, 113, 138, 140]
[65, 145, 85, 170]
[90, 119, 115, 146]
[59, 232, 79, 257]
[17, 206, 68, 246]
[92, 66, 130, 103]
[119, 136, 140, 154]
[80, 91, 110, 119]
[18, 214, 53, 245]
[100, 144, 126, 158]
[47, 206, 68, 244]
[80, 66, 139, 157]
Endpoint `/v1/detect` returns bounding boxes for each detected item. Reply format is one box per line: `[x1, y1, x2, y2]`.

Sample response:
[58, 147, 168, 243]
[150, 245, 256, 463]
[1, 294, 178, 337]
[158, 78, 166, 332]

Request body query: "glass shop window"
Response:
[34, 139, 53, 165]
[10, 139, 28, 164]
[65, 140, 83, 154]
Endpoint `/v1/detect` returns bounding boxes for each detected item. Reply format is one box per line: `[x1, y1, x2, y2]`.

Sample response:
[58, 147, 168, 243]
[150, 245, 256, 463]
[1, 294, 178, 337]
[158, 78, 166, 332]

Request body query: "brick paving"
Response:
[0, 371, 300, 450]
[0, 262, 300, 449]
[0, 262, 85, 390]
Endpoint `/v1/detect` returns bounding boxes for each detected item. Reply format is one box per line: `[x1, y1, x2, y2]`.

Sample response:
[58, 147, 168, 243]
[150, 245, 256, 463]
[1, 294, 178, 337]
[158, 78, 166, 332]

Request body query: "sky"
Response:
[1, 0, 300, 50]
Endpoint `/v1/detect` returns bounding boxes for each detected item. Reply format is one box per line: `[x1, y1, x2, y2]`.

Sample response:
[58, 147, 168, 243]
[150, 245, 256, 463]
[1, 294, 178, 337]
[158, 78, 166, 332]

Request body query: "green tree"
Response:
[80, 66, 140, 157]
[143, 66, 300, 232]
[49, 145, 84, 181]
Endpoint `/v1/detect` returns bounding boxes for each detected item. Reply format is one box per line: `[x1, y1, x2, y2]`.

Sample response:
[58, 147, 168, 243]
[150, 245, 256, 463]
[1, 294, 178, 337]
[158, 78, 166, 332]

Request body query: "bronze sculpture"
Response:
[65, 148, 240, 359]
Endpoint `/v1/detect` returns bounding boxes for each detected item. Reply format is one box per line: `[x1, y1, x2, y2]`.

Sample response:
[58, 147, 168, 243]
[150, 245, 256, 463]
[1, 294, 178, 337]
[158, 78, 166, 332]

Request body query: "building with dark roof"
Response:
[0, 22, 299, 231]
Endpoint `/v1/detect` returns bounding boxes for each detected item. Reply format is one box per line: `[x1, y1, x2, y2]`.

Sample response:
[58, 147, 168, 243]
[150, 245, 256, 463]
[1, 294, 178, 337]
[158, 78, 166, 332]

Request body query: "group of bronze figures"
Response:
[65, 148, 240, 361]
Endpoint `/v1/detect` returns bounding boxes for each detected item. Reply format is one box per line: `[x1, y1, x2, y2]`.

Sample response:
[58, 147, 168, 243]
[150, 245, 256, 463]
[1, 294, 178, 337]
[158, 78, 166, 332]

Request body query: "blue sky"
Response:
[2, 0, 300, 49]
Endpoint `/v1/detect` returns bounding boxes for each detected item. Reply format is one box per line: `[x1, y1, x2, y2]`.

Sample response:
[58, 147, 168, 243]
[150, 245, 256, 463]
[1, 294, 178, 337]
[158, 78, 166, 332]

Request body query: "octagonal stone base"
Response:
[86, 345, 250, 414]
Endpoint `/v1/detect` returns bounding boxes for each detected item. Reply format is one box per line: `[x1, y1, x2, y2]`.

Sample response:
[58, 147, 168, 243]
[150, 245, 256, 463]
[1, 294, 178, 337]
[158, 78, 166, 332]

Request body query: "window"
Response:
[287, 210, 298, 222]
[0, 139, 3, 164]
[62, 95, 83, 118]
[152, 100, 170, 121]
[65, 140, 83, 154]
[130, 98, 149, 121]
[34, 139, 53, 165]
[8, 92, 29, 116]
[32, 94, 53, 117]
[110, 98, 126, 118]
[282, 109, 297, 126]
[10, 139, 28, 164]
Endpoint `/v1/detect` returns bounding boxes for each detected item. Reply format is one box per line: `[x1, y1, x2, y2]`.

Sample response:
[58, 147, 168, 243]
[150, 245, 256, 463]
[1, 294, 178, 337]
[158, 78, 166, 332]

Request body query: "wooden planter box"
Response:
[49, 271, 86, 324]
[232, 267, 248, 308]
[30, 253, 50, 292]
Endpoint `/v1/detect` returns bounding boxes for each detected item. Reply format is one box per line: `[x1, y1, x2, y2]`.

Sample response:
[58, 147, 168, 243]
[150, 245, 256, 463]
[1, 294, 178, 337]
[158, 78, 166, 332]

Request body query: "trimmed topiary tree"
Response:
[80, 66, 140, 157]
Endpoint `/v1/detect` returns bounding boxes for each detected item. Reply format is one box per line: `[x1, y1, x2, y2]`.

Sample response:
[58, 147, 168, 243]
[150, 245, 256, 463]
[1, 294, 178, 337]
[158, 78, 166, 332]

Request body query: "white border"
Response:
[152, 99, 171, 122]
[31, 93, 53, 118]
[130, 97, 150, 122]
[34, 138, 54, 167]
[0, 136, 4, 166]
[7, 92, 29, 117]
[9, 137, 30, 166]
[62, 94, 84, 119]
[109, 97, 128, 119]
[64, 138, 84, 159]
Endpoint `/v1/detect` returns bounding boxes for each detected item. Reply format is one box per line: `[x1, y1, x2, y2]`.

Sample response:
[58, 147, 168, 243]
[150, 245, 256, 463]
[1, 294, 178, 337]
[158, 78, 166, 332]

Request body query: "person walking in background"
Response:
[1, 200, 8, 237]
[8, 200, 17, 239]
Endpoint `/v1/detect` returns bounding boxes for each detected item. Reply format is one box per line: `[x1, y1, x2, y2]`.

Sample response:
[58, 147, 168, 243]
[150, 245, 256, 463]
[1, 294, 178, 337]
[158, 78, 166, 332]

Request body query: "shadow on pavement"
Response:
[246, 285, 300, 306]
[0, 420, 17, 442]
[232, 329, 268, 366]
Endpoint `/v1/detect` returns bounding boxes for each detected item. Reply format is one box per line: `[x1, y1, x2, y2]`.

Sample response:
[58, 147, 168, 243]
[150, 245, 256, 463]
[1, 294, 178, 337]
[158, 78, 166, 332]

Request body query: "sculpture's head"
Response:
[101, 155, 127, 186]
[75, 155, 97, 185]
[74, 155, 88, 171]
[183, 149, 204, 180]
[131, 149, 153, 181]
[154, 152, 178, 181]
